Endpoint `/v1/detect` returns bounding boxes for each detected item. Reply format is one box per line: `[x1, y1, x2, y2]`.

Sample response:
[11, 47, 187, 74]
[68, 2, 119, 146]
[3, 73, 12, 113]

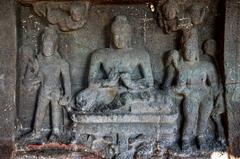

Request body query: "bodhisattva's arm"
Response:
[88, 53, 102, 86]
[61, 61, 71, 97]
[162, 50, 180, 89]
[140, 54, 154, 88]
[173, 65, 188, 95]
[206, 63, 221, 95]
[163, 65, 175, 89]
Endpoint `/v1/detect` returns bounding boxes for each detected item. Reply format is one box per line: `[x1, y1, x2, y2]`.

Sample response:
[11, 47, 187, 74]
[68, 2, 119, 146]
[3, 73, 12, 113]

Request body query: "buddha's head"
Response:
[111, 15, 132, 49]
[41, 27, 58, 57]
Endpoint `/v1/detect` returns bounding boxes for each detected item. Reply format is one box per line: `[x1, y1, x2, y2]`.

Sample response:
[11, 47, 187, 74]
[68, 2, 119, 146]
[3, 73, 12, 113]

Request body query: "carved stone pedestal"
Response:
[71, 113, 178, 158]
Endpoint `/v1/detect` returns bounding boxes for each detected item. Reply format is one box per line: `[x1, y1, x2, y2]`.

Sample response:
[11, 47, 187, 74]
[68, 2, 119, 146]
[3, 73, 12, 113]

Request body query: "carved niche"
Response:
[16, 0, 226, 158]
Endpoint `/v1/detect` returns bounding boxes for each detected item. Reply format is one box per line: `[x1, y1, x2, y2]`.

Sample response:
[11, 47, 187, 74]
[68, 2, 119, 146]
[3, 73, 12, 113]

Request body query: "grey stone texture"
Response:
[224, 0, 240, 157]
[0, 0, 16, 158]
[0, 0, 237, 158]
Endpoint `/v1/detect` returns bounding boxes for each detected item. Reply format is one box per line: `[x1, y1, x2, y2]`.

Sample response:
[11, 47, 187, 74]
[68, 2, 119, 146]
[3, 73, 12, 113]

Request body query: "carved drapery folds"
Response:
[17, 0, 226, 158]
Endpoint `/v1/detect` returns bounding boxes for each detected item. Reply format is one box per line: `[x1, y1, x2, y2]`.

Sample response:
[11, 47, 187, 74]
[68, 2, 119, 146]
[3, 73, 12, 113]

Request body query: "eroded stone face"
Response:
[15, 0, 226, 158]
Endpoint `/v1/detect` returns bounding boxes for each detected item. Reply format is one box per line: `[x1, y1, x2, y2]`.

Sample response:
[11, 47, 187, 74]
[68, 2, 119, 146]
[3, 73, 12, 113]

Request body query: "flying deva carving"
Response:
[157, 0, 209, 33]
[32, 1, 91, 32]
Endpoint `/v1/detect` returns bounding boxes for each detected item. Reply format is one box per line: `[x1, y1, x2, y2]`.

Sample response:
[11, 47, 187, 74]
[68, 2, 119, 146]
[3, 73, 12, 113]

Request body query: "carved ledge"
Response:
[19, 0, 156, 5]
[71, 113, 178, 124]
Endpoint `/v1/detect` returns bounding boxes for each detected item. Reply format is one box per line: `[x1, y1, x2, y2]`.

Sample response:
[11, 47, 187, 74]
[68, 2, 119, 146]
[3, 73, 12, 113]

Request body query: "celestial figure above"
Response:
[33, 1, 91, 32]
[157, 0, 208, 33]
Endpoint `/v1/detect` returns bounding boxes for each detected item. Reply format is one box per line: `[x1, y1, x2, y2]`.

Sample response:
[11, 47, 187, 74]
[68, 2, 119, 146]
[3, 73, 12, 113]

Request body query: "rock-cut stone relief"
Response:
[163, 28, 226, 152]
[159, 0, 226, 153]
[157, 0, 209, 33]
[202, 39, 226, 147]
[18, 1, 226, 158]
[22, 27, 72, 143]
[69, 15, 178, 158]
[69, 15, 178, 159]
[32, 1, 91, 32]
[74, 15, 159, 113]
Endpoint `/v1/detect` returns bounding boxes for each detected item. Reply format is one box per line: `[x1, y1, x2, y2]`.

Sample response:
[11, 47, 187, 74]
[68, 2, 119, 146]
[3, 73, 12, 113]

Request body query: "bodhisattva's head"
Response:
[181, 29, 199, 63]
[182, 43, 198, 63]
[111, 15, 132, 49]
[41, 27, 58, 57]
[203, 39, 217, 57]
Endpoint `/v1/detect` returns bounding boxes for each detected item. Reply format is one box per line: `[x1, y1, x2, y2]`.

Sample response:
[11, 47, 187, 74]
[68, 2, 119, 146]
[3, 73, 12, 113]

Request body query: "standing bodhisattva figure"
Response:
[27, 27, 71, 143]
[164, 28, 220, 152]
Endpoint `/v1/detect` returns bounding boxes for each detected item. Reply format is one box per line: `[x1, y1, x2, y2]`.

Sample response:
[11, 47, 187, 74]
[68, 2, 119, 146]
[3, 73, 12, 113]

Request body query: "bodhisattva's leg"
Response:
[32, 90, 50, 138]
[212, 111, 226, 146]
[212, 95, 226, 145]
[197, 94, 214, 150]
[50, 90, 63, 139]
[182, 95, 200, 152]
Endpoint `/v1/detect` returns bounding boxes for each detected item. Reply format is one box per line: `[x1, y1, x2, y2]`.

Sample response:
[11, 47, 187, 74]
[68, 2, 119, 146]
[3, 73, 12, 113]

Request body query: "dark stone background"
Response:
[224, 0, 240, 157]
[0, 0, 16, 158]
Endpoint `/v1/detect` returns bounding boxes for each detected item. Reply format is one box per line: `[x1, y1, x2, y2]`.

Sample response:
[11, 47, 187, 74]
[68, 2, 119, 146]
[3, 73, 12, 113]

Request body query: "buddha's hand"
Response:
[102, 69, 119, 87]
[108, 67, 119, 80]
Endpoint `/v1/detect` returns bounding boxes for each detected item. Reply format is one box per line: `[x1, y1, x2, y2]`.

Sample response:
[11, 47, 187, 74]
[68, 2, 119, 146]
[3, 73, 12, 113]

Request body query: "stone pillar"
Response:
[225, 0, 240, 157]
[0, 0, 16, 158]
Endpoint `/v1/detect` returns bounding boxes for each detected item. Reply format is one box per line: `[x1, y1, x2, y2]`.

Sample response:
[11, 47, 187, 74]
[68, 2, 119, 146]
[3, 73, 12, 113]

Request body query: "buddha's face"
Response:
[42, 34, 56, 57]
[112, 31, 130, 49]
